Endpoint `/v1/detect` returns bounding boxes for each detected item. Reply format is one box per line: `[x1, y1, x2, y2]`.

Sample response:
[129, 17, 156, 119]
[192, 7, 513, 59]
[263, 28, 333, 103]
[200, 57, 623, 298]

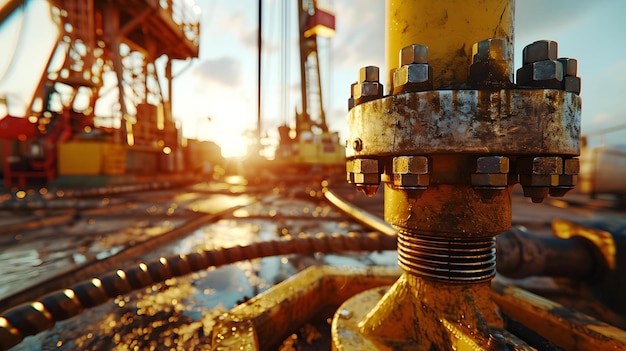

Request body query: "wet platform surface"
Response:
[1, 176, 625, 350]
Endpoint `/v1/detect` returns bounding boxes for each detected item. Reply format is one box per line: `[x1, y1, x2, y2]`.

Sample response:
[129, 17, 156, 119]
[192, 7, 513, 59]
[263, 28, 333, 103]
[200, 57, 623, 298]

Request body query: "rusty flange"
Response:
[346, 89, 581, 158]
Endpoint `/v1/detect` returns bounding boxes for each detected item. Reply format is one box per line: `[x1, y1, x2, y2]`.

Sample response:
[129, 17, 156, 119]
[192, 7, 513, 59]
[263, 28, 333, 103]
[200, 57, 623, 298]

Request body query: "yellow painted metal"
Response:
[385, 0, 514, 88]
[552, 218, 616, 269]
[331, 1, 518, 349]
[58, 141, 126, 175]
[332, 273, 502, 350]
[492, 280, 626, 350]
[212, 266, 400, 350]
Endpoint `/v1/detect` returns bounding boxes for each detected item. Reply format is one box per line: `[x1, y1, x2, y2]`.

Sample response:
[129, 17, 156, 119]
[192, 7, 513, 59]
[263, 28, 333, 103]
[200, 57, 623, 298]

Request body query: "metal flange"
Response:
[346, 89, 581, 157]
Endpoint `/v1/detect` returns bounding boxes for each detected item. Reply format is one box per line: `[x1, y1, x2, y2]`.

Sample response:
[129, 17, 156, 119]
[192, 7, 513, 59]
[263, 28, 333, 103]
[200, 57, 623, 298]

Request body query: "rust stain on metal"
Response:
[492, 280, 626, 350]
[212, 266, 400, 350]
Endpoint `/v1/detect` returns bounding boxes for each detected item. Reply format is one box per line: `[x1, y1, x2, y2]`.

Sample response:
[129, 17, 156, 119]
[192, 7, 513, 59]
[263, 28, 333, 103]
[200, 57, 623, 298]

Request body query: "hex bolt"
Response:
[550, 158, 580, 197]
[558, 58, 581, 95]
[469, 38, 511, 84]
[522, 40, 558, 65]
[348, 82, 356, 110]
[348, 158, 381, 197]
[564, 76, 581, 94]
[516, 60, 563, 88]
[400, 44, 428, 66]
[394, 44, 433, 94]
[563, 158, 580, 175]
[393, 64, 433, 94]
[471, 156, 509, 188]
[518, 156, 564, 203]
[359, 66, 379, 83]
[351, 158, 380, 184]
[558, 58, 578, 76]
[520, 156, 563, 175]
[353, 66, 383, 106]
[392, 156, 429, 189]
[476, 156, 509, 173]
[346, 158, 380, 185]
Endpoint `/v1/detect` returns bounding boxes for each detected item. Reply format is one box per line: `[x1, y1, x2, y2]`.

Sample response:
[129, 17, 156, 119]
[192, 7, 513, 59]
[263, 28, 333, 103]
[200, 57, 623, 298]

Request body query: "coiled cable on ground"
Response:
[0, 231, 396, 350]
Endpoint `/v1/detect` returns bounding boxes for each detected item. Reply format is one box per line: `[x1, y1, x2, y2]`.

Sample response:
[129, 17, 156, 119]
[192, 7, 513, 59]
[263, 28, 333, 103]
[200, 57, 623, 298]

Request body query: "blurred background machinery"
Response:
[0, 0, 223, 188]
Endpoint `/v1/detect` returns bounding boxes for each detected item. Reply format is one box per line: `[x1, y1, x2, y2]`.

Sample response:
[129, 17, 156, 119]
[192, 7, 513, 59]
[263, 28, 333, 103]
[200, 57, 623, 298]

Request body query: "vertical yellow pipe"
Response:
[385, 0, 514, 88]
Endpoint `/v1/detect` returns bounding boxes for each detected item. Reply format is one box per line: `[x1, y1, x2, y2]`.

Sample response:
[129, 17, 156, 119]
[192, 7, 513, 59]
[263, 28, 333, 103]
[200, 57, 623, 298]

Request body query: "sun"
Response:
[214, 133, 250, 158]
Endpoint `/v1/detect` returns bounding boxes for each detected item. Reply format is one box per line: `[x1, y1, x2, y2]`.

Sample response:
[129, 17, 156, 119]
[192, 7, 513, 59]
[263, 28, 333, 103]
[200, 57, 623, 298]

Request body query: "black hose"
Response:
[0, 231, 396, 350]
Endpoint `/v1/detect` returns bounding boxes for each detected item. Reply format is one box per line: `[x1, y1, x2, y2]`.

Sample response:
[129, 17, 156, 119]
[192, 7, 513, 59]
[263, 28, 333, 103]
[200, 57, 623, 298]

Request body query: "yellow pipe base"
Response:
[332, 273, 512, 350]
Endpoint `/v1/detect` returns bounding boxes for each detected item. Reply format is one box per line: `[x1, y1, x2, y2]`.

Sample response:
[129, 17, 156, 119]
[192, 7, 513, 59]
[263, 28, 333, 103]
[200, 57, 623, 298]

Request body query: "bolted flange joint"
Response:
[345, 39, 581, 285]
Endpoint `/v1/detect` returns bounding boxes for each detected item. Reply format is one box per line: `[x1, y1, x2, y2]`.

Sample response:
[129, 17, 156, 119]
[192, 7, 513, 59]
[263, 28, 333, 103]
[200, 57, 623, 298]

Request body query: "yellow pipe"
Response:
[385, 0, 514, 88]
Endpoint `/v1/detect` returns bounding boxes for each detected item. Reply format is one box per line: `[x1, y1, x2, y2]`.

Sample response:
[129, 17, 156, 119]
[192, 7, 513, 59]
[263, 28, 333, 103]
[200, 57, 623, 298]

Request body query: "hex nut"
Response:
[563, 158, 580, 175]
[518, 157, 563, 175]
[349, 82, 357, 97]
[392, 156, 429, 189]
[348, 82, 357, 110]
[518, 156, 563, 188]
[557, 174, 576, 186]
[345, 160, 354, 173]
[558, 58, 578, 76]
[522, 40, 558, 65]
[470, 39, 511, 83]
[359, 66, 380, 83]
[393, 156, 429, 174]
[347, 159, 380, 185]
[519, 174, 559, 187]
[535, 157, 563, 175]
[392, 64, 433, 94]
[472, 156, 509, 187]
[393, 174, 429, 188]
[471, 174, 508, 187]
[400, 44, 428, 66]
[516, 60, 563, 88]
[352, 158, 378, 173]
[476, 156, 509, 174]
[354, 82, 381, 99]
[353, 173, 381, 185]
[564, 76, 581, 94]
[353, 81, 383, 105]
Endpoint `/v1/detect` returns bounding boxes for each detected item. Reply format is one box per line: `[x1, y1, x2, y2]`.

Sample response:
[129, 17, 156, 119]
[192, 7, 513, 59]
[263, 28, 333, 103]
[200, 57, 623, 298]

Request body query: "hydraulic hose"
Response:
[0, 231, 396, 350]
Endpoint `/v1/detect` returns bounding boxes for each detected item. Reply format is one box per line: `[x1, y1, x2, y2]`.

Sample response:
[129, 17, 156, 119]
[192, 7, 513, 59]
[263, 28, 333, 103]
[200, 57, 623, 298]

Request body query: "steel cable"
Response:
[0, 231, 396, 350]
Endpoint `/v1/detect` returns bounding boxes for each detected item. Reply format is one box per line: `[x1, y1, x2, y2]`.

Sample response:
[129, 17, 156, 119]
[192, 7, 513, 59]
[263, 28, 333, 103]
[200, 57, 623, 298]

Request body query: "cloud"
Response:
[213, 5, 260, 52]
[331, 0, 385, 69]
[191, 57, 243, 87]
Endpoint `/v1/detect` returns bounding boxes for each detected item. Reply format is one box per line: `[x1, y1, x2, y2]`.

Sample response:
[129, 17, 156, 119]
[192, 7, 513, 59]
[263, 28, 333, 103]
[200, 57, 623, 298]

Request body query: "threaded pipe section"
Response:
[397, 229, 496, 282]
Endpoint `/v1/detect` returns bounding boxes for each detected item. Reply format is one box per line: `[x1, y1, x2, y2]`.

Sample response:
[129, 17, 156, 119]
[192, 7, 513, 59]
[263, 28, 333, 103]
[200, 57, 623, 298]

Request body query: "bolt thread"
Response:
[397, 229, 496, 283]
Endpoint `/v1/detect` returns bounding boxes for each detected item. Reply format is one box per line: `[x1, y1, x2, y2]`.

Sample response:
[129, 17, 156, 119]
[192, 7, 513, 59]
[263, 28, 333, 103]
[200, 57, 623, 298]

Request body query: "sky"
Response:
[1, 0, 626, 157]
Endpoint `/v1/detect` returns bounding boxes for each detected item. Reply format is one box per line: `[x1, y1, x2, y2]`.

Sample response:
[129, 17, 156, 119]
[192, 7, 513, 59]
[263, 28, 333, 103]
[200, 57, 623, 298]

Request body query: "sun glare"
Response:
[216, 134, 249, 158]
